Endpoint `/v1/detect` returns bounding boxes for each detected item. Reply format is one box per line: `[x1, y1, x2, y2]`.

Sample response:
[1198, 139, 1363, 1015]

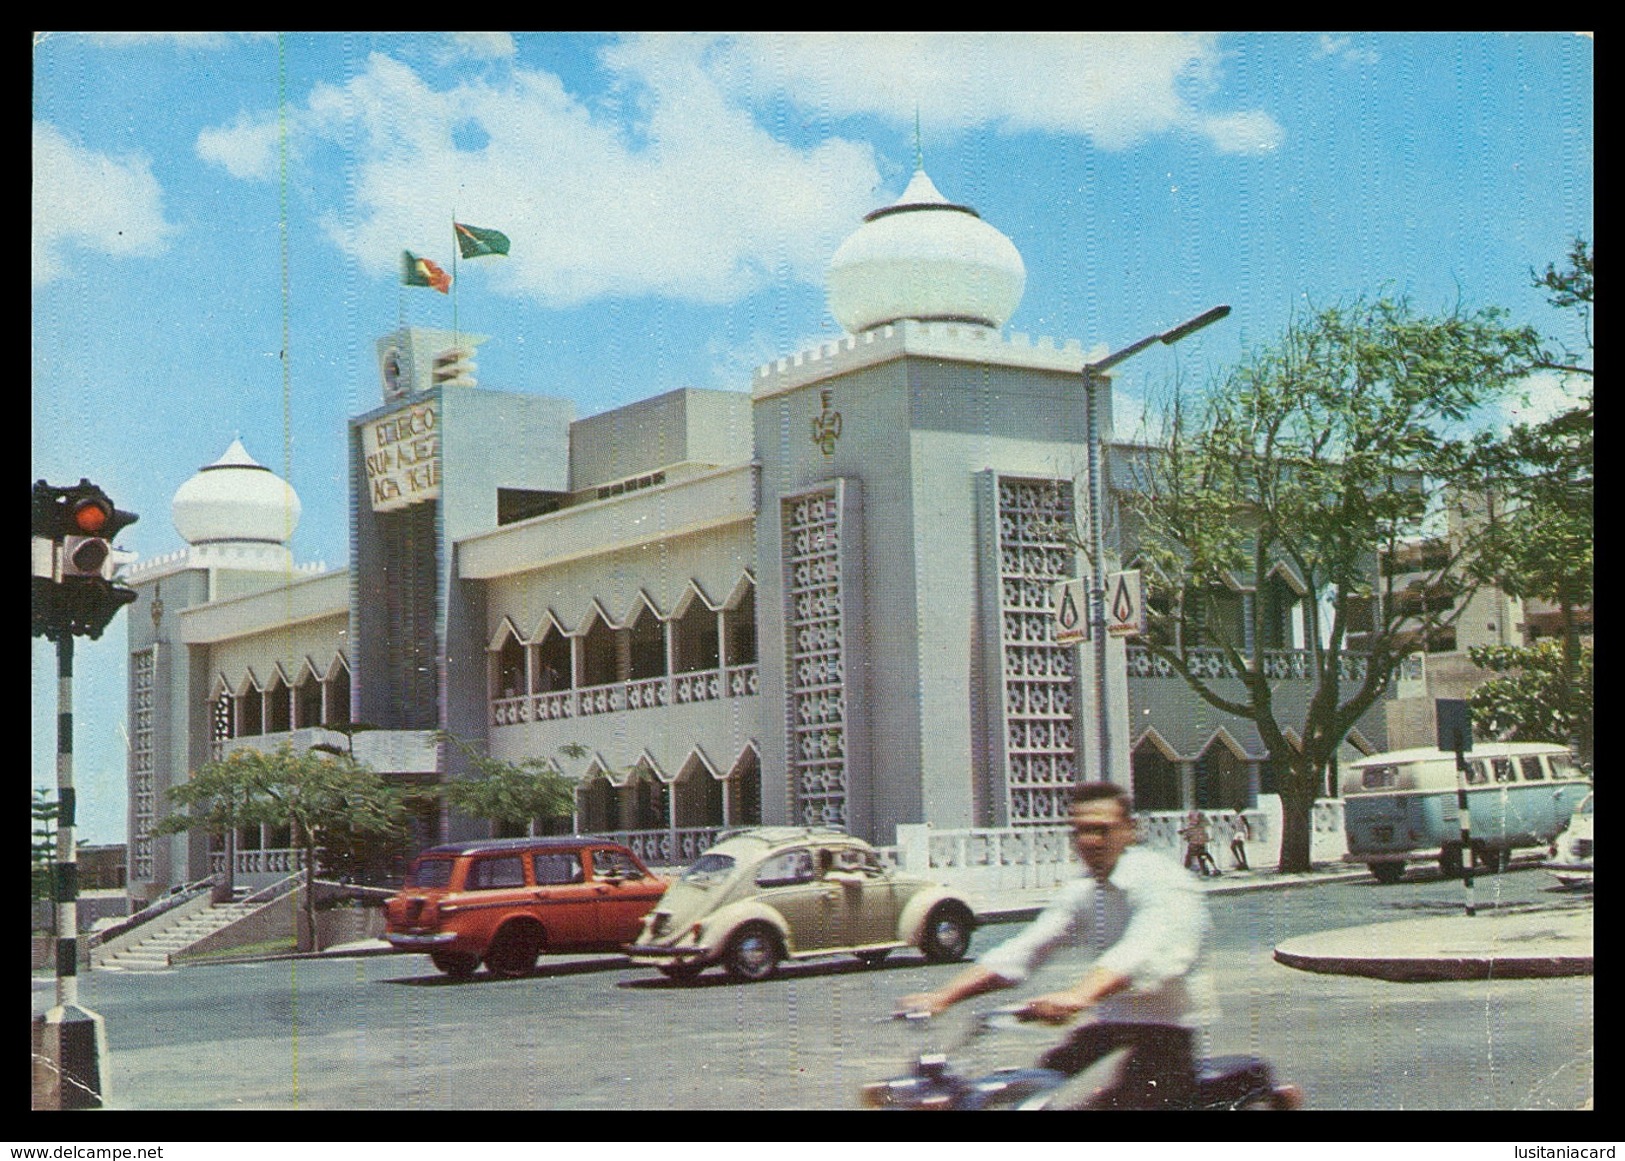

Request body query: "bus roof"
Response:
[1347, 741, 1571, 768]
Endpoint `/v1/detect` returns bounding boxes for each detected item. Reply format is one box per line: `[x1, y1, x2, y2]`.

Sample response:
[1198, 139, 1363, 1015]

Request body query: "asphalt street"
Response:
[33, 866, 1592, 1111]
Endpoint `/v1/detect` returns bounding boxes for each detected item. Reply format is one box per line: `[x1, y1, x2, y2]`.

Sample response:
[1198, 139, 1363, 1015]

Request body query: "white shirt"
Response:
[976, 845, 1217, 1028]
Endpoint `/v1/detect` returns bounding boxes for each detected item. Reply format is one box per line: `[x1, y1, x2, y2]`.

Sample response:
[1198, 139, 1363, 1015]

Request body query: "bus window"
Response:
[1548, 753, 1579, 779]
[1492, 758, 1517, 783]
[1519, 756, 1546, 781]
[1360, 765, 1399, 789]
[1465, 761, 1489, 786]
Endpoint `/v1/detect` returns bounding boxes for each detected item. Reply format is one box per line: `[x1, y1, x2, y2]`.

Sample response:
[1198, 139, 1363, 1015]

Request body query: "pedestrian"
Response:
[1180, 811, 1219, 877]
[1229, 811, 1252, 871]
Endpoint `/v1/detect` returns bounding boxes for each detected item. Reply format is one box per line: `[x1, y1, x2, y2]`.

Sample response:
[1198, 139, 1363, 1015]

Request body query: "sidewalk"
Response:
[165, 861, 1593, 982]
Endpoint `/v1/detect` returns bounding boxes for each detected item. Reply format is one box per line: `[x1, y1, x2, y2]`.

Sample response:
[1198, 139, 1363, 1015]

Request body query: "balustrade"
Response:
[1127, 647, 1370, 683]
[491, 664, 759, 729]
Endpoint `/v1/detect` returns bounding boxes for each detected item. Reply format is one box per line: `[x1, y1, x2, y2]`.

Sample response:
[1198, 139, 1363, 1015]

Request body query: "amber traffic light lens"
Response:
[71, 500, 109, 534]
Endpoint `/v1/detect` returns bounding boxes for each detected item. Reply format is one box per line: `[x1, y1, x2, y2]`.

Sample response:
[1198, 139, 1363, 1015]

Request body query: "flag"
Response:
[454, 222, 510, 259]
[402, 250, 452, 293]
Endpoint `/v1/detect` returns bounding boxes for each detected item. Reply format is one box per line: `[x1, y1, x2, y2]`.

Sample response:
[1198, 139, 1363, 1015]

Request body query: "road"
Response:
[35, 867, 1591, 1110]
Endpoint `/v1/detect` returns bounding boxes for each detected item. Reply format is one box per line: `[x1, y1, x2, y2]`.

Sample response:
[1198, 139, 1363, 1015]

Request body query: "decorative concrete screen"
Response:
[130, 647, 157, 881]
[995, 476, 1079, 825]
[782, 482, 852, 829]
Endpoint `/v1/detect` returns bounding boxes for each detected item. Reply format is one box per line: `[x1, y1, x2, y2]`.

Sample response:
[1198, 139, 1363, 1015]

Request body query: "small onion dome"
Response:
[827, 169, 1026, 334]
[171, 437, 302, 546]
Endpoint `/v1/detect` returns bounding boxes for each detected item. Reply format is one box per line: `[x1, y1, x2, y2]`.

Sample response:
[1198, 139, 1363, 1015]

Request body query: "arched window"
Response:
[580, 610, 619, 688]
[725, 584, 757, 667]
[325, 662, 351, 727]
[626, 603, 666, 681]
[1132, 740, 1181, 812]
[1195, 741, 1250, 811]
[670, 596, 720, 674]
[264, 672, 291, 734]
[532, 623, 572, 692]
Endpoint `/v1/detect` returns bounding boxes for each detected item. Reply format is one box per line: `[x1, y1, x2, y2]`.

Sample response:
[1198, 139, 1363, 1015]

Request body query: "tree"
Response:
[157, 744, 412, 950]
[32, 788, 59, 904]
[1467, 640, 1593, 762]
[1463, 239, 1593, 764]
[435, 732, 584, 837]
[1122, 296, 1537, 871]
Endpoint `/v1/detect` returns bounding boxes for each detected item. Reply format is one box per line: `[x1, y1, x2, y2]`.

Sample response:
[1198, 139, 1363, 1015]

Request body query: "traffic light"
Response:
[32, 479, 139, 641]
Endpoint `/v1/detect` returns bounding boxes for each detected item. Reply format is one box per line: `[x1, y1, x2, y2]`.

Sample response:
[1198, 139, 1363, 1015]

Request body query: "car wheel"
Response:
[1439, 843, 1463, 879]
[855, 949, 892, 967]
[430, 951, 478, 979]
[1368, 861, 1406, 884]
[921, 903, 974, 963]
[658, 961, 705, 982]
[722, 924, 782, 983]
[485, 924, 543, 978]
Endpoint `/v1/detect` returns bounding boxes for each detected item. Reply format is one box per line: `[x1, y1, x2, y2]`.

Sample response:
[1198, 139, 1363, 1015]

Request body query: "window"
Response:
[1360, 765, 1399, 790]
[1464, 761, 1489, 786]
[1520, 756, 1547, 782]
[1549, 754, 1579, 779]
[533, 852, 584, 885]
[466, 856, 525, 890]
[1492, 758, 1517, 784]
[591, 849, 646, 880]
[405, 857, 455, 889]
[755, 849, 815, 888]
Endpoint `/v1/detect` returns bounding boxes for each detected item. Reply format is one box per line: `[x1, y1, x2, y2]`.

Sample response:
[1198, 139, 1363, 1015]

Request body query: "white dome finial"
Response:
[172, 438, 302, 548]
[826, 168, 1026, 335]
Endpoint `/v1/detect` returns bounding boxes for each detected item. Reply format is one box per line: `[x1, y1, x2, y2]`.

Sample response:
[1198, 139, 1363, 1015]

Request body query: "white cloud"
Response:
[33, 121, 174, 286]
[717, 32, 1283, 154]
[1314, 33, 1381, 66]
[199, 44, 881, 308]
[444, 32, 517, 61]
[196, 112, 283, 180]
[1499, 368, 1590, 427]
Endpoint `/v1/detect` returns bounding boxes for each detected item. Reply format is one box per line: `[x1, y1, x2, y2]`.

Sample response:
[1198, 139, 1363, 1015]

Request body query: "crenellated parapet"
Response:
[753, 319, 1088, 400]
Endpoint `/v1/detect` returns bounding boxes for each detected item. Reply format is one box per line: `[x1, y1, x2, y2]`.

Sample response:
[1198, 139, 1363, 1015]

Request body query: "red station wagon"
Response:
[384, 837, 666, 978]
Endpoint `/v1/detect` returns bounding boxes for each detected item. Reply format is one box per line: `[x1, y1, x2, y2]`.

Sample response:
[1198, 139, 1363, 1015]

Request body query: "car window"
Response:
[533, 851, 584, 885]
[1519, 756, 1546, 781]
[1464, 760, 1489, 786]
[756, 848, 815, 888]
[1360, 765, 1398, 790]
[1492, 758, 1517, 784]
[1549, 754, 1578, 779]
[465, 855, 525, 890]
[406, 858, 455, 888]
[679, 853, 736, 887]
[831, 847, 883, 876]
[591, 849, 646, 880]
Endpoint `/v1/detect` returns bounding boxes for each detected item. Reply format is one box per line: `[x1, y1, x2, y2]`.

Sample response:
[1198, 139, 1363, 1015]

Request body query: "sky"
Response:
[32, 32, 1593, 845]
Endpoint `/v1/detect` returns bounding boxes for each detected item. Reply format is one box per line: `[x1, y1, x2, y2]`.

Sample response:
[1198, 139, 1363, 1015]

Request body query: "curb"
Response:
[1271, 947, 1593, 982]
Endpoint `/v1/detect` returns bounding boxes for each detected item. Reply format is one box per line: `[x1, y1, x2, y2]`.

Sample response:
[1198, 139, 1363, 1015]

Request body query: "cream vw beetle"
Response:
[626, 827, 977, 983]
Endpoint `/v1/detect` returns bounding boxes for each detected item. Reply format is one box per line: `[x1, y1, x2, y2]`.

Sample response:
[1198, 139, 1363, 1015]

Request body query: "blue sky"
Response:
[32, 32, 1593, 844]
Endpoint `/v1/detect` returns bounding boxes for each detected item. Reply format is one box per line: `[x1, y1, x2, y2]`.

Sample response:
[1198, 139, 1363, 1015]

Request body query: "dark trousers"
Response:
[1038, 1022, 1197, 1110]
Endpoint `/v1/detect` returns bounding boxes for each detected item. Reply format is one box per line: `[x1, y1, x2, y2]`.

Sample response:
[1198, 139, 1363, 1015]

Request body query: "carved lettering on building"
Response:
[362, 399, 441, 511]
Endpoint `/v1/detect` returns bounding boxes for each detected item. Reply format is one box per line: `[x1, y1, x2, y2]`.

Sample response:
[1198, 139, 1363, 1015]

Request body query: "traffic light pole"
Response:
[36, 632, 109, 1109]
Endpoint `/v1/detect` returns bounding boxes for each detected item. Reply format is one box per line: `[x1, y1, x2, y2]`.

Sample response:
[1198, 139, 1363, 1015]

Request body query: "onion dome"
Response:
[826, 168, 1026, 334]
[171, 438, 302, 546]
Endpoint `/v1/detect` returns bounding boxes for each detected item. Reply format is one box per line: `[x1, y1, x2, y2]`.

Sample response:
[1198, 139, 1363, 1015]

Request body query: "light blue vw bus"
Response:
[1342, 742, 1589, 882]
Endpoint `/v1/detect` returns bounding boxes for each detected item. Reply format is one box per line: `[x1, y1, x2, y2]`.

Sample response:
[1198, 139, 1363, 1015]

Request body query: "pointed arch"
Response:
[669, 580, 720, 619]
[671, 748, 724, 830]
[529, 612, 574, 694]
[1131, 730, 1182, 813]
[487, 616, 528, 653]
[263, 664, 292, 734]
[577, 602, 622, 688]
[293, 658, 325, 730]
[726, 743, 763, 827]
[1195, 730, 1253, 811]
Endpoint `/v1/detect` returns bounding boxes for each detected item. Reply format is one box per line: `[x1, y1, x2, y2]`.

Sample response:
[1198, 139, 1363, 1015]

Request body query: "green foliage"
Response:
[157, 743, 412, 876]
[1469, 640, 1593, 766]
[1126, 296, 1538, 870]
[32, 788, 58, 902]
[435, 732, 581, 835]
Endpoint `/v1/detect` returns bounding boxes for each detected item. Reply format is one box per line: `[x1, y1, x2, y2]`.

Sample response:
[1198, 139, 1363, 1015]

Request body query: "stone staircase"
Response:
[96, 898, 270, 971]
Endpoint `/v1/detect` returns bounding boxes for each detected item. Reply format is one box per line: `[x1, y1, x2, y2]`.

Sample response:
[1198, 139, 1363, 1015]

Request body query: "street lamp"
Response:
[1081, 305, 1231, 788]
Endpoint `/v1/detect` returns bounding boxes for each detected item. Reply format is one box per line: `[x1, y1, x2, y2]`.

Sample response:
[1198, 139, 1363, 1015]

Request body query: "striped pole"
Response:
[37, 633, 109, 1109]
[1454, 747, 1475, 918]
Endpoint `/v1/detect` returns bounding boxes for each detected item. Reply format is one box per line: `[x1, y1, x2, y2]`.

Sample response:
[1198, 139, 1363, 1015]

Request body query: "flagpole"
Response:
[451, 212, 460, 353]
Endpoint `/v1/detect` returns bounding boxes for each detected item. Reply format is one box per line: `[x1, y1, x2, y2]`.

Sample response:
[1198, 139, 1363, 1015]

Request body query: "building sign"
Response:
[362, 398, 440, 512]
[811, 388, 843, 456]
[1106, 570, 1145, 637]
[1053, 577, 1088, 645]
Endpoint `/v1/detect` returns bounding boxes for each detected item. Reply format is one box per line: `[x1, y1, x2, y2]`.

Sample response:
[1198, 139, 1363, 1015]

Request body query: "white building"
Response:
[123, 166, 1382, 898]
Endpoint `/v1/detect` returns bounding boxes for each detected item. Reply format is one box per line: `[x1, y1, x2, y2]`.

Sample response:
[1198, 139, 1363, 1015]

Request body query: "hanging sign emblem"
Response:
[811, 388, 843, 456]
[1052, 577, 1088, 645]
[1106, 569, 1146, 637]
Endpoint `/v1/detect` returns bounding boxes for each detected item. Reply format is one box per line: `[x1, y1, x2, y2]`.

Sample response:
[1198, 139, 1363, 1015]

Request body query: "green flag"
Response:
[402, 250, 452, 293]
[454, 222, 511, 259]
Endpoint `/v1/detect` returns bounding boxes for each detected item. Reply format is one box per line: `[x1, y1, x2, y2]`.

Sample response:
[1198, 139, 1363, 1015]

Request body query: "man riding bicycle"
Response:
[899, 782, 1215, 1110]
